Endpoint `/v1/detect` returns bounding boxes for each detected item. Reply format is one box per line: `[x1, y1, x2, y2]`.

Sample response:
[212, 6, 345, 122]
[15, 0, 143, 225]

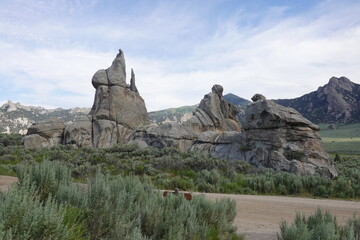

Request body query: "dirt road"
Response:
[200, 193, 360, 240]
[1, 176, 359, 240]
[0, 175, 17, 192]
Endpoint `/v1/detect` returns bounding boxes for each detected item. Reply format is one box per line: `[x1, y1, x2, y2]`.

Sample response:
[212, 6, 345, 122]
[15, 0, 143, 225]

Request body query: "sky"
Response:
[0, 0, 359, 111]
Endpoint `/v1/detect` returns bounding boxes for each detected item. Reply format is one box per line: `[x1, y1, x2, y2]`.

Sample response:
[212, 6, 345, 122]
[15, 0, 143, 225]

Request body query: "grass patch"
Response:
[322, 138, 360, 154]
[319, 123, 360, 154]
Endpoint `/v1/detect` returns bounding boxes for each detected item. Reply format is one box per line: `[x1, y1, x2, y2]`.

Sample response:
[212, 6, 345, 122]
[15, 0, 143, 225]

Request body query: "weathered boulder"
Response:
[63, 116, 92, 148]
[92, 119, 118, 148]
[251, 93, 266, 102]
[129, 122, 198, 152]
[242, 96, 337, 177]
[184, 85, 241, 133]
[108, 85, 148, 129]
[23, 118, 65, 147]
[92, 50, 127, 88]
[191, 131, 246, 160]
[244, 98, 319, 130]
[23, 134, 49, 148]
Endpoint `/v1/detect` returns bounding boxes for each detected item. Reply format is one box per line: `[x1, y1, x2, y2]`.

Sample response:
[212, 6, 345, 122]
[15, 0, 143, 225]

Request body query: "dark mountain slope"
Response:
[276, 77, 360, 123]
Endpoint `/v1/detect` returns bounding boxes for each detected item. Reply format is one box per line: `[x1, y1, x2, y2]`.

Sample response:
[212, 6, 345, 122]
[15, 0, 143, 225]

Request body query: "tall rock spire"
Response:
[130, 68, 139, 93]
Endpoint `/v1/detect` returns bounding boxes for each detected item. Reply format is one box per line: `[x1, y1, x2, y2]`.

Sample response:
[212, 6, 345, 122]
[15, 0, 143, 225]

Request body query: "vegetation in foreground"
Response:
[0, 161, 242, 240]
[0, 132, 360, 200]
[277, 208, 360, 240]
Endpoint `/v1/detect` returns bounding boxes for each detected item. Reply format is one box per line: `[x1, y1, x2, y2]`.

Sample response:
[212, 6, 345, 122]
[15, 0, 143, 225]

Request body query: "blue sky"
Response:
[0, 0, 359, 111]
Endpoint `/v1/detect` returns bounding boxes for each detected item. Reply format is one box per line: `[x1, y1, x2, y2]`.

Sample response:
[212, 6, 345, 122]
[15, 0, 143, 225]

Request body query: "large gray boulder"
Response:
[23, 118, 65, 147]
[63, 116, 92, 148]
[23, 134, 49, 148]
[242, 96, 337, 177]
[185, 85, 241, 133]
[129, 122, 198, 152]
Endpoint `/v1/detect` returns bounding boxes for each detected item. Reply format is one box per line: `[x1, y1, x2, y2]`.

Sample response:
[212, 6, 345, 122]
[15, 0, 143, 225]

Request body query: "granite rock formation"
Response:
[191, 95, 337, 178]
[129, 122, 199, 152]
[23, 118, 66, 148]
[25, 50, 149, 148]
[22, 49, 337, 178]
[129, 85, 241, 152]
[185, 84, 241, 133]
[89, 50, 149, 130]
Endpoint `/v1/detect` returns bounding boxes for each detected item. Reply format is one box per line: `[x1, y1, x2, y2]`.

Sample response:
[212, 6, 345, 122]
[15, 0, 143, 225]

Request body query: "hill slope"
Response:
[276, 77, 360, 123]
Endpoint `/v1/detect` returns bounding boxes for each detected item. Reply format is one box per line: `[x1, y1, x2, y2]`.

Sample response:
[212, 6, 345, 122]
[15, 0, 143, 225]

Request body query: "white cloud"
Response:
[0, 0, 359, 111]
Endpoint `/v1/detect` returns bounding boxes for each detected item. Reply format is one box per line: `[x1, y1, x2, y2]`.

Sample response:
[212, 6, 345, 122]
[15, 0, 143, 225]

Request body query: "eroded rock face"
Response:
[63, 116, 92, 148]
[184, 85, 241, 133]
[194, 95, 337, 178]
[23, 118, 65, 147]
[129, 122, 198, 152]
[89, 50, 149, 129]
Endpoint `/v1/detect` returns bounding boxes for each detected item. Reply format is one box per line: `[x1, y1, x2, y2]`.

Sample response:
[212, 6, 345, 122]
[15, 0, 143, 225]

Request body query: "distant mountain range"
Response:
[1, 76, 358, 134]
[276, 77, 360, 124]
[0, 101, 89, 134]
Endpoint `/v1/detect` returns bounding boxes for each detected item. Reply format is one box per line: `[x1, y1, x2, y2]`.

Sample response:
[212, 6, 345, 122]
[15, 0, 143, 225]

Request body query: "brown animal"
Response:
[163, 188, 192, 200]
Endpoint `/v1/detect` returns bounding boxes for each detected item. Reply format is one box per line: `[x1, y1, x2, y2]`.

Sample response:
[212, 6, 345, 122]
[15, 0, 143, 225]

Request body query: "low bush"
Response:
[0, 161, 243, 240]
[1, 138, 360, 200]
[277, 208, 360, 240]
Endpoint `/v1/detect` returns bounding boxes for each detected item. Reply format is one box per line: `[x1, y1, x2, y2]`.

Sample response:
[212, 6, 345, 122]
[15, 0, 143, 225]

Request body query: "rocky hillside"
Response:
[0, 101, 89, 134]
[149, 93, 250, 124]
[276, 77, 360, 123]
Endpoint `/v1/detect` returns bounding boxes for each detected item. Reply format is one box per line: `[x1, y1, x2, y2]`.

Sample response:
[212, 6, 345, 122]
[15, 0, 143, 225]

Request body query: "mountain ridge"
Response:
[275, 76, 360, 124]
[0, 100, 90, 134]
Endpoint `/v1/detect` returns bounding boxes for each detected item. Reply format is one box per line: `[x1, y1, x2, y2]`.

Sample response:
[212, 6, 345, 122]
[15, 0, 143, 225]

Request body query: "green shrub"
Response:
[0, 183, 68, 239]
[4, 161, 241, 240]
[15, 160, 72, 201]
[277, 208, 360, 240]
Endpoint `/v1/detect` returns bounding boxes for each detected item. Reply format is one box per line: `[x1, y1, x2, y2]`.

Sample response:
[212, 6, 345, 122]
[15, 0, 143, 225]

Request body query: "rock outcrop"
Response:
[192, 95, 337, 178]
[185, 84, 241, 133]
[129, 122, 198, 152]
[23, 118, 66, 148]
[25, 50, 149, 148]
[89, 50, 149, 130]
[129, 85, 242, 152]
[242, 97, 337, 178]
[63, 116, 92, 148]
[22, 49, 337, 178]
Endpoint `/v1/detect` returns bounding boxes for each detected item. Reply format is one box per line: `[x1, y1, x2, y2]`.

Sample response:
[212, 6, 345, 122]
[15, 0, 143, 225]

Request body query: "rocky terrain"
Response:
[22, 50, 337, 178]
[276, 76, 360, 123]
[0, 101, 89, 135]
